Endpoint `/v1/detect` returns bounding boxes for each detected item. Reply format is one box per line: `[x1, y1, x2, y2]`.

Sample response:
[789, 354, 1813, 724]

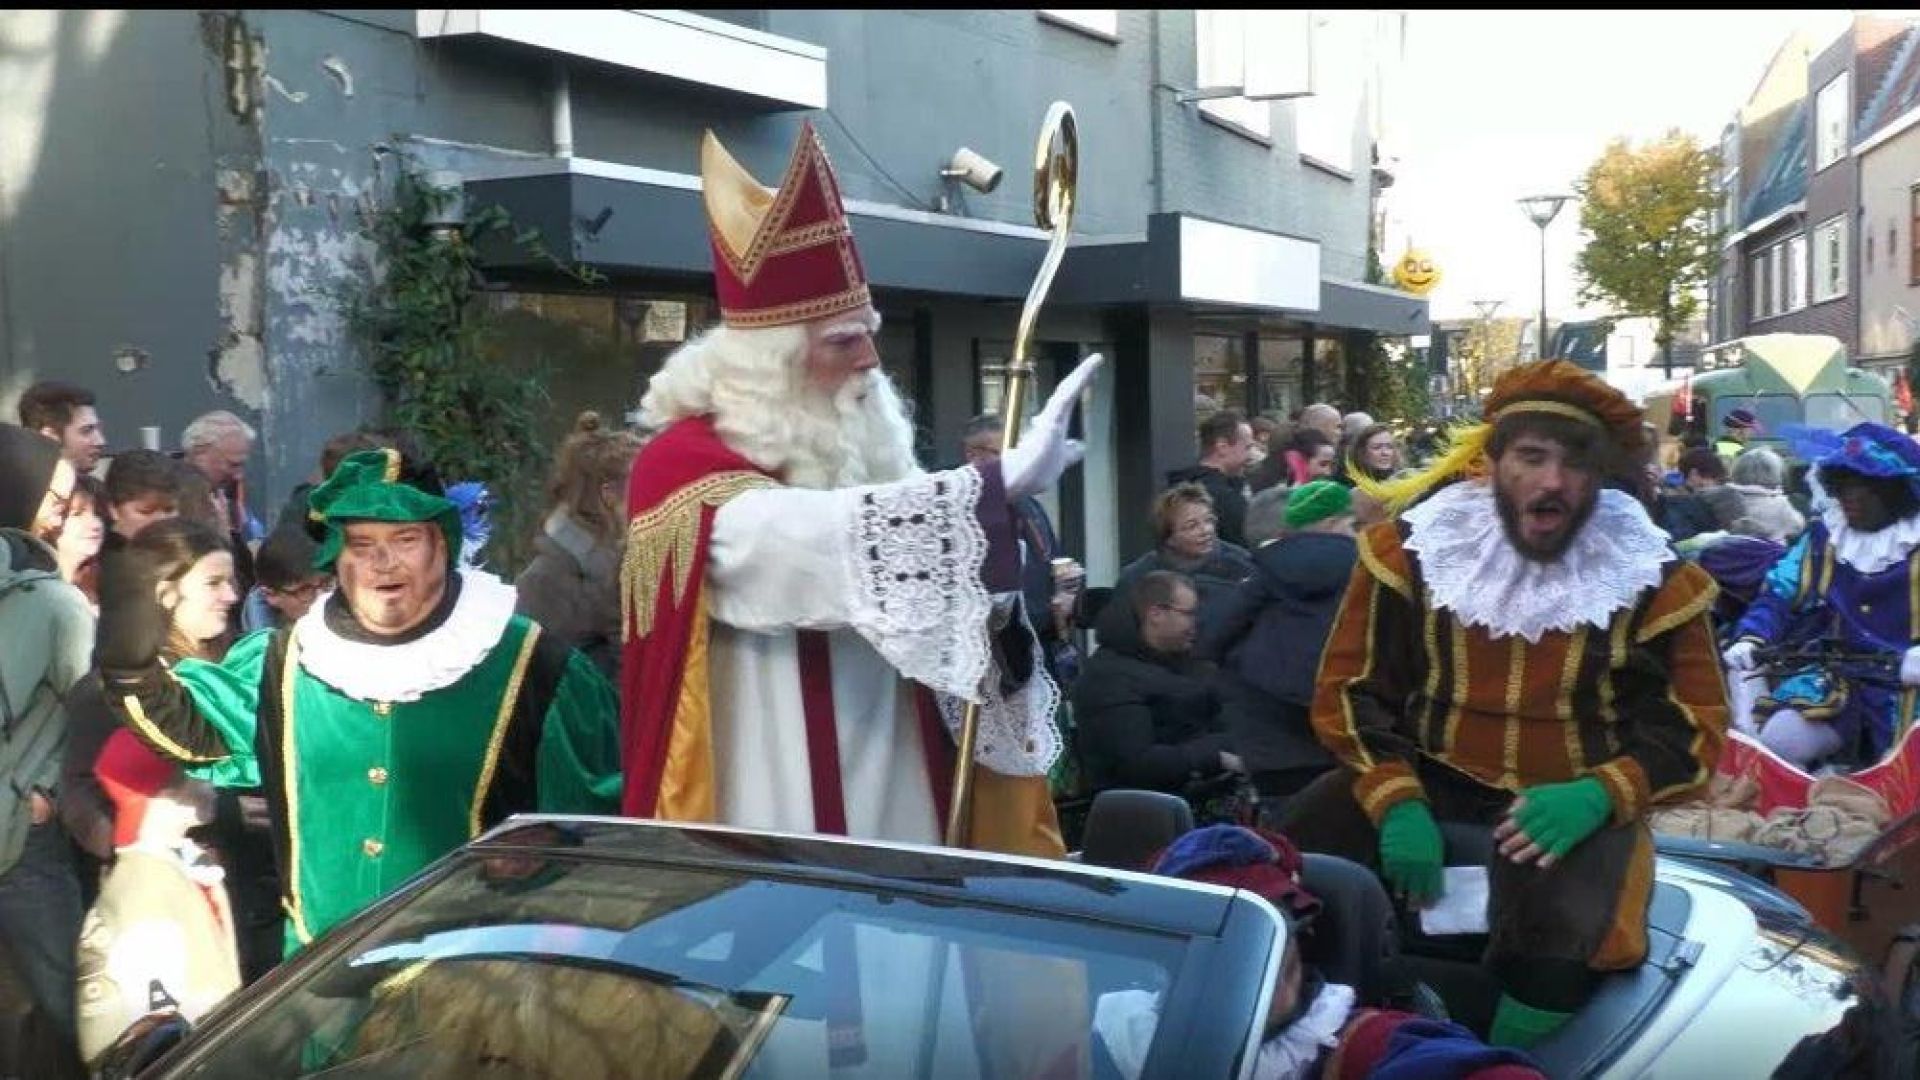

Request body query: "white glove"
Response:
[1723, 641, 1758, 673]
[1902, 646, 1920, 688]
[1001, 353, 1104, 500]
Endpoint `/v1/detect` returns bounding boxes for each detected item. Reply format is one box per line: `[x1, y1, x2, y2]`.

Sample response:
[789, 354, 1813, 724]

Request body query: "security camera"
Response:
[941, 147, 1003, 195]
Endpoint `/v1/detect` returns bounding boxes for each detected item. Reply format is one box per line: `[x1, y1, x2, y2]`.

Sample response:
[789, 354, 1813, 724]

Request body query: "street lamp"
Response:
[1518, 193, 1572, 363]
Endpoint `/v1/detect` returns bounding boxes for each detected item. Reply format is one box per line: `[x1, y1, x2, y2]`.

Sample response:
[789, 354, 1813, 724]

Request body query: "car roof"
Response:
[474, 814, 1248, 938]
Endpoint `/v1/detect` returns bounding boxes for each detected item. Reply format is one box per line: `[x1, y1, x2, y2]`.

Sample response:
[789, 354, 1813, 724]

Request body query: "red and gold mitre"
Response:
[701, 121, 871, 328]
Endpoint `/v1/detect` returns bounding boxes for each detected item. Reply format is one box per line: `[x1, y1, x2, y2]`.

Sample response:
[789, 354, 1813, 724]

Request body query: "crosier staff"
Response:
[945, 102, 1081, 848]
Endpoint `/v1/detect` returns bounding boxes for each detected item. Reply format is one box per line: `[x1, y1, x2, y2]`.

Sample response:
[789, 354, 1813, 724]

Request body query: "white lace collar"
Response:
[294, 569, 520, 703]
[1817, 502, 1920, 575]
[1401, 482, 1673, 643]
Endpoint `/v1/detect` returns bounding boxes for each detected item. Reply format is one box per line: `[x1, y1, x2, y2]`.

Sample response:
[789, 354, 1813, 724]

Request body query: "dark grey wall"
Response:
[1799, 34, 1861, 349]
[4, 8, 1382, 518]
[0, 11, 255, 469]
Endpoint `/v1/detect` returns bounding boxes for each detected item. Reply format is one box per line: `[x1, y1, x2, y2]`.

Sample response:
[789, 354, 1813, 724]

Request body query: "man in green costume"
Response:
[97, 449, 622, 953]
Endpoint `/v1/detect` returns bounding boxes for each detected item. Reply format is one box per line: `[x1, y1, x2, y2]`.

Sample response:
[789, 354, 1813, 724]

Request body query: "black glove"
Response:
[95, 544, 171, 673]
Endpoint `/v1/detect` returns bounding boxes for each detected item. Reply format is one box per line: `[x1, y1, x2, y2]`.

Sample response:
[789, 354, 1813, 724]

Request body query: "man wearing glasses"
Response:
[1074, 570, 1242, 801]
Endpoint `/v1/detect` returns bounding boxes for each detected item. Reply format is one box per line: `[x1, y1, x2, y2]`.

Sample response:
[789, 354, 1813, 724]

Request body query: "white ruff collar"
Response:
[294, 569, 519, 703]
[1818, 503, 1920, 575]
[1401, 482, 1673, 643]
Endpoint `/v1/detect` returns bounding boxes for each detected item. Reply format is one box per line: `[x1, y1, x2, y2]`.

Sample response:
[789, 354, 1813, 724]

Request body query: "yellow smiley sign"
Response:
[1392, 247, 1441, 296]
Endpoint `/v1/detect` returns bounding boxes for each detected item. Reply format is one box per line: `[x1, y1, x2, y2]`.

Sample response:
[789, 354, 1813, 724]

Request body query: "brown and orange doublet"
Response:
[1312, 519, 1730, 829]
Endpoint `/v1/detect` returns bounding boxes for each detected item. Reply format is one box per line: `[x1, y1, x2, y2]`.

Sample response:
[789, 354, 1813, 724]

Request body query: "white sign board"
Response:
[1178, 216, 1320, 312]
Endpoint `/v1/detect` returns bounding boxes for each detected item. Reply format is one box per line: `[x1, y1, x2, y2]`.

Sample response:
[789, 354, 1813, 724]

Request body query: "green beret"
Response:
[1283, 479, 1353, 529]
[308, 449, 462, 572]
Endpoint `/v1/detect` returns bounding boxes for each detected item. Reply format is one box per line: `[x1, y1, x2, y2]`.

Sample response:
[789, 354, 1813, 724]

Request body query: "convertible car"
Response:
[114, 803, 1880, 1078]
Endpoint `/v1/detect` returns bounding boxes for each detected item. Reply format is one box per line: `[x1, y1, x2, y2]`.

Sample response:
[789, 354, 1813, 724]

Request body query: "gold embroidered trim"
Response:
[1492, 400, 1604, 429]
[1634, 576, 1719, 644]
[1360, 772, 1423, 819]
[470, 625, 542, 837]
[121, 684, 227, 764]
[279, 630, 313, 945]
[763, 218, 851, 259]
[721, 284, 874, 329]
[1357, 537, 1412, 600]
[1559, 626, 1588, 773]
[1335, 582, 1383, 771]
[1501, 635, 1526, 786]
[621, 471, 777, 640]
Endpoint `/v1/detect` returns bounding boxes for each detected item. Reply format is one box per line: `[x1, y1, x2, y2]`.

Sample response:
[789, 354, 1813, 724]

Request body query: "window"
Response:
[1195, 9, 1271, 139]
[1038, 9, 1117, 40]
[1816, 72, 1850, 171]
[1786, 233, 1808, 311]
[1770, 242, 1787, 316]
[1910, 186, 1920, 283]
[1751, 253, 1770, 320]
[1813, 214, 1848, 302]
[1296, 11, 1363, 172]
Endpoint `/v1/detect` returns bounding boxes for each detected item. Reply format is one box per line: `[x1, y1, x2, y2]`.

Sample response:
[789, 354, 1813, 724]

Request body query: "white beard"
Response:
[640, 324, 920, 490]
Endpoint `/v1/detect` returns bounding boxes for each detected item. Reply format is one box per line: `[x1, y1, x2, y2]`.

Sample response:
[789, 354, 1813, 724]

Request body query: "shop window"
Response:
[1785, 233, 1807, 311]
[1750, 253, 1770, 320]
[479, 290, 715, 440]
[1192, 333, 1248, 416]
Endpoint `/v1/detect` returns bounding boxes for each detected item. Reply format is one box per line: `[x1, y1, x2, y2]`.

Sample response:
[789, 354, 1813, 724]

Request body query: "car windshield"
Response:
[170, 845, 1184, 1079]
[1713, 394, 1800, 434]
[1804, 393, 1887, 428]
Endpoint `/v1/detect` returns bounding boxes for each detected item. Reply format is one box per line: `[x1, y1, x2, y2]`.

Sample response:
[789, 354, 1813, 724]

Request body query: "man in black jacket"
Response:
[1200, 480, 1353, 801]
[1074, 570, 1239, 798]
[1168, 409, 1254, 548]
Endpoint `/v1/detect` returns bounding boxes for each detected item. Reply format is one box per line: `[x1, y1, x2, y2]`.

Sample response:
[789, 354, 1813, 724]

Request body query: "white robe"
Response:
[703, 465, 1059, 843]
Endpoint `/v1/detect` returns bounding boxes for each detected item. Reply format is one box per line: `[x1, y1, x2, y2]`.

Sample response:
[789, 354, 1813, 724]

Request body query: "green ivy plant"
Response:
[339, 162, 603, 573]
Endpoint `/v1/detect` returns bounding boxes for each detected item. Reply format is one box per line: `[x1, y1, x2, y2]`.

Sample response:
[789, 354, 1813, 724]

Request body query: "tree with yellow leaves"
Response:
[1573, 130, 1722, 377]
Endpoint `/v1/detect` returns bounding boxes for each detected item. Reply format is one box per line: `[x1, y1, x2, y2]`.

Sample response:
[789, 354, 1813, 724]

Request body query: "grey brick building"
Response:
[0, 9, 1425, 574]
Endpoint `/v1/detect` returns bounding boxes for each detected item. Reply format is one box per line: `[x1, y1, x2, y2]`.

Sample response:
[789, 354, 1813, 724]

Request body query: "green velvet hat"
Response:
[308, 448, 462, 572]
[1283, 479, 1353, 529]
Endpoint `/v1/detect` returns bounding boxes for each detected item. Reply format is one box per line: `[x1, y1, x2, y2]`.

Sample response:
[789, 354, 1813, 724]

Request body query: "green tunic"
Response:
[125, 616, 620, 952]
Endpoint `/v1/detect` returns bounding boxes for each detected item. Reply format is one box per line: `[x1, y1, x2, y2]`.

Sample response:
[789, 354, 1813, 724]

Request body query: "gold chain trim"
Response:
[470, 624, 543, 837]
[621, 471, 777, 640]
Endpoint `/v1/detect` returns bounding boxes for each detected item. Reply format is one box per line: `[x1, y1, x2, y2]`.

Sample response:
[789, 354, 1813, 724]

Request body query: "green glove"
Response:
[1512, 776, 1613, 859]
[1379, 800, 1445, 905]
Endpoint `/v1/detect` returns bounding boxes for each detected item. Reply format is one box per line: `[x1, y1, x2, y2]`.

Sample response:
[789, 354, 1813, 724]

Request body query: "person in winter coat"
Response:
[0, 424, 92, 1070]
[1074, 570, 1239, 798]
[1115, 484, 1255, 643]
[74, 728, 240, 1066]
[1201, 480, 1355, 800]
[514, 411, 645, 682]
[1167, 409, 1256, 547]
[1706, 447, 1805, 544]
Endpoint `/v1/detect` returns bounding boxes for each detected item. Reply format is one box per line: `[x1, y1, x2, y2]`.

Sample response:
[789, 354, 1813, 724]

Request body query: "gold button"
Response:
[363, 838, 384, 857]
[373, 702, 392, 717]
[368, 767, 389, 786]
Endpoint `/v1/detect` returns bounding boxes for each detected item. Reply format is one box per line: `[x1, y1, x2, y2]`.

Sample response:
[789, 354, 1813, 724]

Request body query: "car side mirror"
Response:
[95, 1011, 193, 1079]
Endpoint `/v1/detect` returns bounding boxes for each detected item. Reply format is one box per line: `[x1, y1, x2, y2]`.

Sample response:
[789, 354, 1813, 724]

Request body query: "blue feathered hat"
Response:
[1785, 422, 1920, 502]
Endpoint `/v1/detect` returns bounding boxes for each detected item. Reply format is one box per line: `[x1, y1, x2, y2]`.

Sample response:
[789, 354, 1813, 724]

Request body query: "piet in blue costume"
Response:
[1727, 422, 1920, 765]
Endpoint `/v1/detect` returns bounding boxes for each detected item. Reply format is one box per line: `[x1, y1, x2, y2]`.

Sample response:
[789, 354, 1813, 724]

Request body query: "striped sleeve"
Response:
[1593, 565, 1728, 825]
[1311, 523, 1429, 826]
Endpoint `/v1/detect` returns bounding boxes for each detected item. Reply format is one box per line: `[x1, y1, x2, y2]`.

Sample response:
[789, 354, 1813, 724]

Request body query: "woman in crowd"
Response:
[1342, 423, 1403, 487]
[1115, 483, 1255, 640]
[54, 476, 106, 610]
[60, 520, 277, 992]
[514, 411, 645, 681]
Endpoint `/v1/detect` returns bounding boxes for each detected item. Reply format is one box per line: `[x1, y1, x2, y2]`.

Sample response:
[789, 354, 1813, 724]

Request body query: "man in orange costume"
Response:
[1281, 362, 1728, 1047]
